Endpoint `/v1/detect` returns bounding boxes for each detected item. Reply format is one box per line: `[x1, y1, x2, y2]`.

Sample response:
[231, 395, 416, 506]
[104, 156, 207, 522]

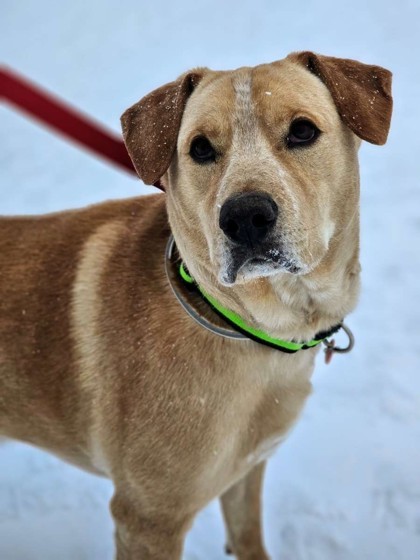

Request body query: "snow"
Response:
[1, 1, 420, 559]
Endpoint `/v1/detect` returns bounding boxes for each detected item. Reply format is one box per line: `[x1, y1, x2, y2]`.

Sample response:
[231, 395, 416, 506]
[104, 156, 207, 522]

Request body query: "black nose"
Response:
[219, 192, 278, 247]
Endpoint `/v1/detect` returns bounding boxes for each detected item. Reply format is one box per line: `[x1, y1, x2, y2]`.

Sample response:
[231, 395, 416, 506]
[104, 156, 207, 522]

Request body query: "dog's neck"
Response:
[173, 216, 360, 343]
[236, 252, 360, 342]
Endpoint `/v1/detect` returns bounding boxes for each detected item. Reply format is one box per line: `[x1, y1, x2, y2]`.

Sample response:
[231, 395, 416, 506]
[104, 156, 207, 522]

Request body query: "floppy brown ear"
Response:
[121, 71, 204, 186]
[287, 51, 393, 145]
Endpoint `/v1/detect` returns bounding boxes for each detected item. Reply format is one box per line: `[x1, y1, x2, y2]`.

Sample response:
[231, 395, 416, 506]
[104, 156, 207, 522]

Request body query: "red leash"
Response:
[0, 65, 163, 191]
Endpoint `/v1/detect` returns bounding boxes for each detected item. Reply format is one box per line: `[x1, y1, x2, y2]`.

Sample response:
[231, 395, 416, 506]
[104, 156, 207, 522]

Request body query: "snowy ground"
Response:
[1, 1, 420, 559]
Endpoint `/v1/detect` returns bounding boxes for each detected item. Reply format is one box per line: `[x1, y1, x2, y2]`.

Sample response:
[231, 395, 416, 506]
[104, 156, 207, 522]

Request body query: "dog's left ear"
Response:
[121, 71, 204, 186]
[287, 51, 393, 145]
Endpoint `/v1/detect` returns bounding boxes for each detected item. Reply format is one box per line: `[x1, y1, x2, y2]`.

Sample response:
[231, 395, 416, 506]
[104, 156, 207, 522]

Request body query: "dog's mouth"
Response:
[219, 246, 303, 286]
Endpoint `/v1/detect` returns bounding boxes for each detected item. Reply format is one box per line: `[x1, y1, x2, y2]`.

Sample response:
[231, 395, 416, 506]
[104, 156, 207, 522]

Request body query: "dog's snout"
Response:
[219, 192, 278, 247]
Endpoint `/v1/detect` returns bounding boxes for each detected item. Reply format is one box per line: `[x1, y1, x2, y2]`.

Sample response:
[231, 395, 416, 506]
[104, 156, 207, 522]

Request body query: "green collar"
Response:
[179, 262, 342, 354]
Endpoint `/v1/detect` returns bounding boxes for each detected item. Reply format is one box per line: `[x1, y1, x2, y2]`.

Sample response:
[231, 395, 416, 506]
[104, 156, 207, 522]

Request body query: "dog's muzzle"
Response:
[218, 191, 292, 284]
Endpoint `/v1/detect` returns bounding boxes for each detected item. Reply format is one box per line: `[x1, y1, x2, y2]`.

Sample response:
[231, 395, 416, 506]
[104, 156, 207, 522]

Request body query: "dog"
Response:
[0, 52, 392, 559]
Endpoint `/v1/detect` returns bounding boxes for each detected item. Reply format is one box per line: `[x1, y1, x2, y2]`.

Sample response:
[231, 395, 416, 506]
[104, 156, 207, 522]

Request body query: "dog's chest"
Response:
[236, 382, 308, 472]
[200, 346, 315, 495]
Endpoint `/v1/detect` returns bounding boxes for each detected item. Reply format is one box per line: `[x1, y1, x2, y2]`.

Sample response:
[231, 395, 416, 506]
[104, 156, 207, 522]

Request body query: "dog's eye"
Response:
[190, 136, 216, 163]
[287, 119, 320, 148]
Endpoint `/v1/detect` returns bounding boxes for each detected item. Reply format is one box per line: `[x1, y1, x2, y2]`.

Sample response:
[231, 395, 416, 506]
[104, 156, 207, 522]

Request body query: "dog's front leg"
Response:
[220, 461, 270, 560]
[110, 489, 194, 560]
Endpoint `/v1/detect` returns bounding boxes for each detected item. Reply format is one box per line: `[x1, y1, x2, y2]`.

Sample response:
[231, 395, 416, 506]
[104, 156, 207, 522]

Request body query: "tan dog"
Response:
[0, 52, 392, 559]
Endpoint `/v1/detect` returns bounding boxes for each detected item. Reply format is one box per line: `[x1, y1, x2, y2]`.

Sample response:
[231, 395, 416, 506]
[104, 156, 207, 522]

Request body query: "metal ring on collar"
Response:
[322, 322, 355, 354]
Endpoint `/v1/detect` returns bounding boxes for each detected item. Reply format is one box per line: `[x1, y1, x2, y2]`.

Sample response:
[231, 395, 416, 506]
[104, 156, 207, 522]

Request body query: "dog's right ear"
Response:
[121, 72, 204, 187]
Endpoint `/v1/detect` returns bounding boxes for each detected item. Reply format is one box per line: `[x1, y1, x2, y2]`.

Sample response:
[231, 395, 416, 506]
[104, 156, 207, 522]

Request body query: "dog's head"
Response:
[122, 53, 392, 290]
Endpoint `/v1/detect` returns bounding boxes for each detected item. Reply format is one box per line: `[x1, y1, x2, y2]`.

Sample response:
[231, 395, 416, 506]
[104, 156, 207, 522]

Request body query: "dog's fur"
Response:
[0, 52, 392, 559]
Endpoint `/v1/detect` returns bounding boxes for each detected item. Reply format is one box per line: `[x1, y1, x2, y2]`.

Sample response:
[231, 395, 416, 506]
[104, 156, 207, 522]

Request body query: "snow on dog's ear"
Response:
[287, 51, 393, 145]
[121, 71, 204, 186]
